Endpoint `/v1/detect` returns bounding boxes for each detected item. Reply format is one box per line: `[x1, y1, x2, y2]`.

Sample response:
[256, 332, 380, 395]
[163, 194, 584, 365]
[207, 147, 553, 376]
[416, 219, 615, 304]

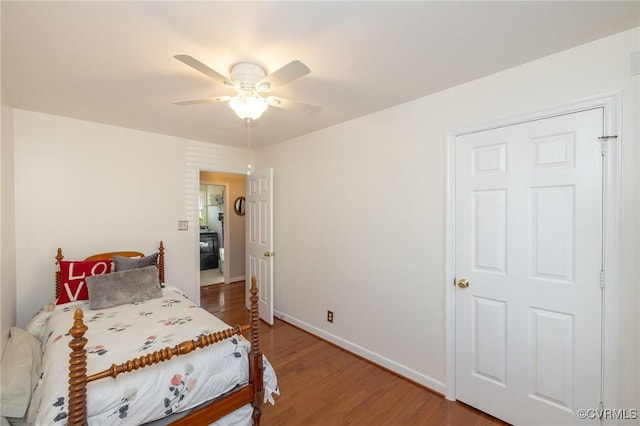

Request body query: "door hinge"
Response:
[600, 269, 605, 288]
[598, 135, 618, 156]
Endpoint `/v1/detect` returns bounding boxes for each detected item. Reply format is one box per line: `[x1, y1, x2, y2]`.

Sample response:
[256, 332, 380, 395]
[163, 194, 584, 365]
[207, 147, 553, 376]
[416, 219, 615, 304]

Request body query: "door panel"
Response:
[473, 296, 507, 386]
[531, 185, 574, 281]
[530, 308, 574, 411]
[473, 189, 507, 273]
[455, 109, 603, 425]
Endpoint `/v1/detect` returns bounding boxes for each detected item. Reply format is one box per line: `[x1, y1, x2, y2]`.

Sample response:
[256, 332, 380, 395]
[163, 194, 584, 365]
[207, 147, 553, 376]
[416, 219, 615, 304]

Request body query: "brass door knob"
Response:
[264, 251, 274, 257]
[457, 278, 469, 289]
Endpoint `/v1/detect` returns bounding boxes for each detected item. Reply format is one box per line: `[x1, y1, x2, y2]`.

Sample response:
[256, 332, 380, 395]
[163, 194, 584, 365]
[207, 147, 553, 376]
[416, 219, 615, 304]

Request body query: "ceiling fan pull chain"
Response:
[246, 120, 253, 175]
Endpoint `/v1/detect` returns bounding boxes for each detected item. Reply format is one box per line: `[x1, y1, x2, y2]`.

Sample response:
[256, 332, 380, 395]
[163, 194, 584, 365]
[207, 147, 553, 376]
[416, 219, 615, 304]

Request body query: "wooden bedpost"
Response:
[68, 309, 89, 426]
[249, 276, 263, 426]
[55, 248, 64, 300]
[158, 241, 165, 285]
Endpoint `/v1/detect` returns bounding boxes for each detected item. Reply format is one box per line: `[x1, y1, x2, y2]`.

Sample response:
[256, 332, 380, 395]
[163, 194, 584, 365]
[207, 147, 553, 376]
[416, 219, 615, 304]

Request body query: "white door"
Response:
[246, 168, 274, 325]
[455, 108, 603, 425]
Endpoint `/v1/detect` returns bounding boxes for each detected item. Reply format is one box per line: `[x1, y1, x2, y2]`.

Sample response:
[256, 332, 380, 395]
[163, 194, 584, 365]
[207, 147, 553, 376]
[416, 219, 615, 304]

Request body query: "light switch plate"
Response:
[177, 220, 189, 231]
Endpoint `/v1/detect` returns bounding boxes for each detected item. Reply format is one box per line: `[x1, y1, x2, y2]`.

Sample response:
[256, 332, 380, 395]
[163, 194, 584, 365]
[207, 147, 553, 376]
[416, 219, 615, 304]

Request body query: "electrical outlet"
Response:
[327, 310, 333, 323]
[177, 220, 188, 231]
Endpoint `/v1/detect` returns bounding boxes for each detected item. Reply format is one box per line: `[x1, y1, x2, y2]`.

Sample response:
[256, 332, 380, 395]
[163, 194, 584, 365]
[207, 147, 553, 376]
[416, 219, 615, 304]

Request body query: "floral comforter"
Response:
[26, 286, 278, 425]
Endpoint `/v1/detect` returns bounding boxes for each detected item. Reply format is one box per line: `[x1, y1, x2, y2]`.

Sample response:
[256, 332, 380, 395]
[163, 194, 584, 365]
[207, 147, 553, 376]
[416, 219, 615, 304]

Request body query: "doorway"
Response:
[199, 183, 225, 286]
[198, 171, 246, 289]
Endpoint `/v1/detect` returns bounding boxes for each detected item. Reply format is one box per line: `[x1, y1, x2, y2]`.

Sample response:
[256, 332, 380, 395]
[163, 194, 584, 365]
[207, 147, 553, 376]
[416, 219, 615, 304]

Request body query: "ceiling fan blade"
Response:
[172, 96, 231, 106]
[174, 55, 233, 87]
[267, 96, 321, 114]
[262, 60, 310, 88]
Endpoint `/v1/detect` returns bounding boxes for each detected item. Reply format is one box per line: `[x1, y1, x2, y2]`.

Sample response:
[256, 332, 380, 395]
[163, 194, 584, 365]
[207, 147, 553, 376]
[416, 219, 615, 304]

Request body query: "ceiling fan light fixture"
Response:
[229, 94, 269, 121]
[173, 55, 320, 121]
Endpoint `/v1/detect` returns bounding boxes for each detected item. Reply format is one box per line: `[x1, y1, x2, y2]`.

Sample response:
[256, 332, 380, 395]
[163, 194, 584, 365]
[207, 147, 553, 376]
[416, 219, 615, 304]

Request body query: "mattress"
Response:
[26, 286, 278, 425]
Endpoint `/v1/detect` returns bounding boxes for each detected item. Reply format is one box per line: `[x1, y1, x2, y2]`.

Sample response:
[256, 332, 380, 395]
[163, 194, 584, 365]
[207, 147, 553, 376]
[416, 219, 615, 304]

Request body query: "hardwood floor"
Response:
[200, 282, 507, 426]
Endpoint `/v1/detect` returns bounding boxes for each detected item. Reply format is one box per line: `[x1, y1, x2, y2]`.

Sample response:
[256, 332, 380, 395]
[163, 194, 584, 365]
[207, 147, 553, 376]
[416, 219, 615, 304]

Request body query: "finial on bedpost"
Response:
[55, 248, 64, 300]
[158, 241, 165, 285]
[68, 309, 89, 426]
[249, 276, 263, 425]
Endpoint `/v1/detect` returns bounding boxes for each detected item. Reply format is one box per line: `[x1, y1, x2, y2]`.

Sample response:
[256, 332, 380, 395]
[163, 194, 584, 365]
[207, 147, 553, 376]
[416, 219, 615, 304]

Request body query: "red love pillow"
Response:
[57, 260, 112, 305]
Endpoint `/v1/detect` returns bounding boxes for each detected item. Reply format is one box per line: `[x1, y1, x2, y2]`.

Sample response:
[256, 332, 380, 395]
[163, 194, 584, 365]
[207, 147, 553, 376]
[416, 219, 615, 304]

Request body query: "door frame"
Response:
[444, 93, 622, 411]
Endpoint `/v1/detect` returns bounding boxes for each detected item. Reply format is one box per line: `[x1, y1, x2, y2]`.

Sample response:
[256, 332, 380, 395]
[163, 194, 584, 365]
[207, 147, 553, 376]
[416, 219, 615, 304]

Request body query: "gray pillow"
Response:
[86, 265, 162, 310]
[113, 253, 158, 272]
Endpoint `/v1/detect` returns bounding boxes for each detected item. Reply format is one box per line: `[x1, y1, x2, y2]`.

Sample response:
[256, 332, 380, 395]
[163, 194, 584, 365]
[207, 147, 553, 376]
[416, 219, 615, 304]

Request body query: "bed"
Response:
[4, 242, 277, 426]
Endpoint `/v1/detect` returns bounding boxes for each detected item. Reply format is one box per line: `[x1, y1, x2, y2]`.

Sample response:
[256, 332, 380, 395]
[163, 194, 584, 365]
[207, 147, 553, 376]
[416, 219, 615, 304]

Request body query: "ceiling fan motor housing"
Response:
[231, 62, 266, 91]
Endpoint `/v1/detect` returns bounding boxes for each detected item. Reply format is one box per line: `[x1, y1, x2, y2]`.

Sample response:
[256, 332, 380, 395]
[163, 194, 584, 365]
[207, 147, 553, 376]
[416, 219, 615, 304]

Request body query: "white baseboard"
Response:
[229, 275, 245, 283]
[273, 309, 446, 395]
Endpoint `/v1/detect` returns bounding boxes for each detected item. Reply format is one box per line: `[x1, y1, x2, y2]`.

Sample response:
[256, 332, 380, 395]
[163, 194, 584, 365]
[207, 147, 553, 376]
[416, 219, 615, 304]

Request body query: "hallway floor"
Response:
[200, 267, 224, 286]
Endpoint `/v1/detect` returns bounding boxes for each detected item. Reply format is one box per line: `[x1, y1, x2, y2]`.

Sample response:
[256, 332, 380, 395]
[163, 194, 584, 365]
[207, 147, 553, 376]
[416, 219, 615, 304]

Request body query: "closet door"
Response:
[455, 108, 603, 425]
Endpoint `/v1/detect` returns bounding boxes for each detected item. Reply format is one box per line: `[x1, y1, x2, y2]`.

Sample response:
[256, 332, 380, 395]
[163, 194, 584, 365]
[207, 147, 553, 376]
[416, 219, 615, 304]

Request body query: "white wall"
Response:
[256, 27, 640, 405]
[12, 110, 253, 326]
[1, 78, 17, 353]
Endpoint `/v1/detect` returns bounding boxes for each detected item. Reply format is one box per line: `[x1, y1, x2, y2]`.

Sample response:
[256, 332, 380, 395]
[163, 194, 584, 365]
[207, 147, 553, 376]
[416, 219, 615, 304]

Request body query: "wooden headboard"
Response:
[55, 241, 165, 299]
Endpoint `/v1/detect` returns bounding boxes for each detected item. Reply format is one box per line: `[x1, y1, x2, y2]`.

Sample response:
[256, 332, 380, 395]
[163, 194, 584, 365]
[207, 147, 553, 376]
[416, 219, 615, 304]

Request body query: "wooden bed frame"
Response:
[54, 241, 264, 426]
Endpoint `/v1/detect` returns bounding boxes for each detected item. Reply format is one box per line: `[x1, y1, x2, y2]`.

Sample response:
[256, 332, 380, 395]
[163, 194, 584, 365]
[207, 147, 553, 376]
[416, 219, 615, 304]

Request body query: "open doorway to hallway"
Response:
[199, 183, 224, 286]
[198, 171, 246, 289]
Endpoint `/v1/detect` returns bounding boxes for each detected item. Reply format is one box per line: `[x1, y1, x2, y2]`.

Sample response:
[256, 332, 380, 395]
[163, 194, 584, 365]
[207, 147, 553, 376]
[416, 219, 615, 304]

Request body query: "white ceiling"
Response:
[3, 1, 639, 149]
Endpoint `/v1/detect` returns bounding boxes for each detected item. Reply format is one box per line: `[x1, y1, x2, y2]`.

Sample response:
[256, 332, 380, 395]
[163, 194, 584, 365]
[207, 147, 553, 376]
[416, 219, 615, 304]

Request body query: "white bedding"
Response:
[26, 286, 278, 425]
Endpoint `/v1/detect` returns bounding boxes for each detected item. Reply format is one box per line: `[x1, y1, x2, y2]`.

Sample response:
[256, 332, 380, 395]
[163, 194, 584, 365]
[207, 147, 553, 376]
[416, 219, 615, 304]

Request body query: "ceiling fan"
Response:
[173, 54, 321, 122]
